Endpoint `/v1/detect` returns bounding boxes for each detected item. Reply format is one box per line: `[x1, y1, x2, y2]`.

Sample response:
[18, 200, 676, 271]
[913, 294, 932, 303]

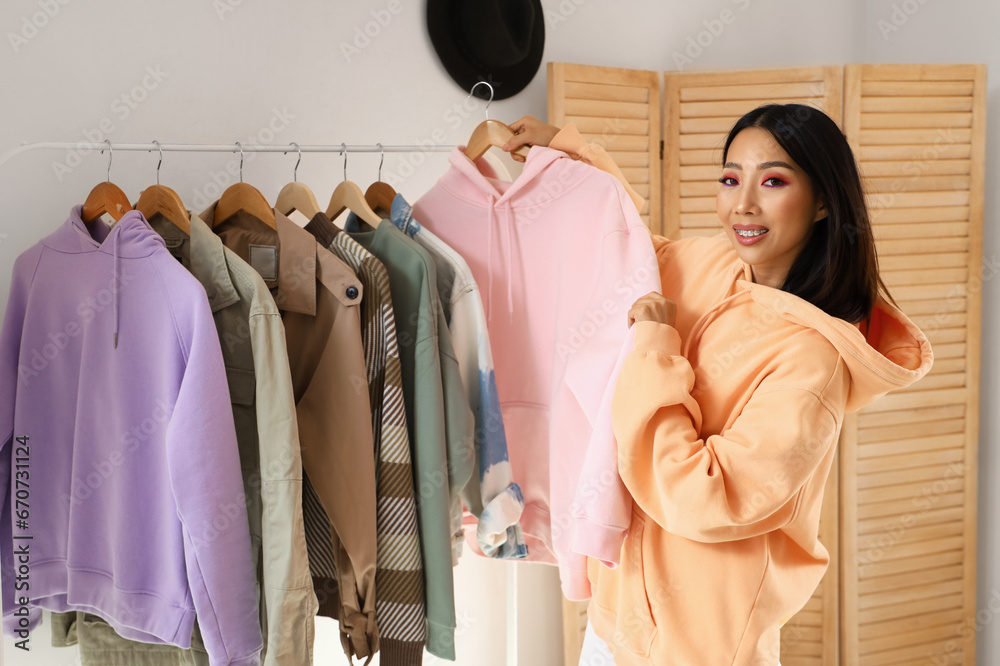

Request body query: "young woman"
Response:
[506, 105, 933, 665]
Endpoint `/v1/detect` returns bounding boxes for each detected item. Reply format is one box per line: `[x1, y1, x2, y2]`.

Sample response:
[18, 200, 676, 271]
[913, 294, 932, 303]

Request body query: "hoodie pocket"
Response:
[593, 511, 657, 657]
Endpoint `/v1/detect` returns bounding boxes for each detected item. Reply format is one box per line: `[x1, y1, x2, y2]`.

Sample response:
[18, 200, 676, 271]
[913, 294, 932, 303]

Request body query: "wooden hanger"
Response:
[81, 142, 132, 225]
[465, 120, 530, 162]
[134, 142, 190, 234]
[213, 143, 276, 229]
[276, 182, 320, 219]
[463, 82, 530, 163]
[275, 143, 320, 219]
[136, 185, 190, 234]
[364, 143, 396, 216]
[326, 144, 381, 227]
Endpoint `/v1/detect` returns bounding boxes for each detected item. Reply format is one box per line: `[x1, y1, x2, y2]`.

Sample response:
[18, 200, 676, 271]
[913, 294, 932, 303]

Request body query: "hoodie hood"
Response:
[46, 206, 165, 258]
[438, 146, 577, 322]
[44, 206, 165, 348]
[445, 145, 568, 205]
[738, 277, 933, 413]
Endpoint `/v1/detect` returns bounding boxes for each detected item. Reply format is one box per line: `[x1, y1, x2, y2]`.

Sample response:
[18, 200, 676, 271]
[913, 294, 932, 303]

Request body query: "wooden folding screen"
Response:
[839, 64, 985, 666]
[548, 63, 984, 666]
[547, 62, 662, 233]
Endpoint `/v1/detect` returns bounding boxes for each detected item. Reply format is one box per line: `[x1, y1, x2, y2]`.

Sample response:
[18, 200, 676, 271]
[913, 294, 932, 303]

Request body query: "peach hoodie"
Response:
[592, 233, 933, 665]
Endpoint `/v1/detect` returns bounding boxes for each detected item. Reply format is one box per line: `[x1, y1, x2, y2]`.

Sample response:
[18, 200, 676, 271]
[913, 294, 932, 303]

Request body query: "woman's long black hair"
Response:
[722, 104, 893, 324]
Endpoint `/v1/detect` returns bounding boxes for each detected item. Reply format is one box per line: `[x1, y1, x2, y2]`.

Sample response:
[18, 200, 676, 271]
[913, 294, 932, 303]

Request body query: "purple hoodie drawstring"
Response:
[112, 227, 120, 349]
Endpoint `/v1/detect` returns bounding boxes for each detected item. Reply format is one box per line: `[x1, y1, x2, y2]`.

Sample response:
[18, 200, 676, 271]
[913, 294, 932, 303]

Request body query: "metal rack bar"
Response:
[0, 141, 457, 169]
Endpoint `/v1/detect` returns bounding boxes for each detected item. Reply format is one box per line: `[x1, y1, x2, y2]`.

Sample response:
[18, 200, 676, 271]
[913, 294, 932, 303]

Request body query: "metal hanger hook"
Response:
[468, 81, 495, 121]
[235, 142, 244, 183]
[341, 143, 348, 181]
[152, 140, 163, 185]
[285, 142, 303, 183]
[376, 143, 384, 182]
[100, 139, 113, 182]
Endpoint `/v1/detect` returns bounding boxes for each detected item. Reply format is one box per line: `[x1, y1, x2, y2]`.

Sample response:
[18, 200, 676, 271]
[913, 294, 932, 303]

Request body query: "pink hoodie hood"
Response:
[433, 145, 571, 323]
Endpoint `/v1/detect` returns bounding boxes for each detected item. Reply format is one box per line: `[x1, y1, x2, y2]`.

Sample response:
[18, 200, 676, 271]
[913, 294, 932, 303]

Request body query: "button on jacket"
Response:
[50, 212, 317, 665]
[305, 212, 426, 665]
[201, 204, 378, 661]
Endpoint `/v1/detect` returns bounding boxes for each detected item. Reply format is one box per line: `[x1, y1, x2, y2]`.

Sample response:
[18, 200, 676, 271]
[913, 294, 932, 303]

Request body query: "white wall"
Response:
[0, 0, 994, 664]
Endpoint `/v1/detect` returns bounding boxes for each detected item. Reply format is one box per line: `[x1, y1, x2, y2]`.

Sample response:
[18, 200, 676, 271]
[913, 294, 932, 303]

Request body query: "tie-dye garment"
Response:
[390, 194, 527, 560]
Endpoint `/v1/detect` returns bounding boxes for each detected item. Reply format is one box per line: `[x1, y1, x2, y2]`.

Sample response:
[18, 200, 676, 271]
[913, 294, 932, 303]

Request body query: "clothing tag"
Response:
[249, 244, 278, 282]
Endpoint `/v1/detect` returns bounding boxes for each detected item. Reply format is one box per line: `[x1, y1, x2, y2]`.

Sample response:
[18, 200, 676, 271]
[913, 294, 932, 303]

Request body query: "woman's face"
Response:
[716, 127, 826, 288]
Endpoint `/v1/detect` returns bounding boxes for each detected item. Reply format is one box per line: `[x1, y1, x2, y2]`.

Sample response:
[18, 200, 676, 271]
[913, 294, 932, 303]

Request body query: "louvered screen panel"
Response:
[547, 62, 662, 233]
[662, 67, 843, 242]
[842, 64, 985, 666]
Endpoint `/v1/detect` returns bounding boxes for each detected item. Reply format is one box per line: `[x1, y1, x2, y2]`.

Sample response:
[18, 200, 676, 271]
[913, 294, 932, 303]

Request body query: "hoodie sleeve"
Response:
[0, 248, 43, 637]
[167, 291, 263, 665]
[562, 185, 661, 572]
[449, 284, 527, 560]
[612, 320, 848, 543]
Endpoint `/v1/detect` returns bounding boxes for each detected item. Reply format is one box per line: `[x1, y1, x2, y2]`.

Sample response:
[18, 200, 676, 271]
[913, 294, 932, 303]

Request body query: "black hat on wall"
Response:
[426, 0, 545, 100]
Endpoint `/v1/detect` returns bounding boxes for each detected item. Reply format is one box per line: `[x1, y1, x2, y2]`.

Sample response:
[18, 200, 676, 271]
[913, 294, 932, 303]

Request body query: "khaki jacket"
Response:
[202, 205, 379, 660]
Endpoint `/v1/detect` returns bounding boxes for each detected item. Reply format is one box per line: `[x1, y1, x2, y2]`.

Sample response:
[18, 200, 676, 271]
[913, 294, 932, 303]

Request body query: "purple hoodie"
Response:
[0, 208, 262, 665]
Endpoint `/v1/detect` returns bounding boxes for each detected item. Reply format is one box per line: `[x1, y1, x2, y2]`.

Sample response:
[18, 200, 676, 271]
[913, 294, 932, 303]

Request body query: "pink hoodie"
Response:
[413, 146, 660, 599]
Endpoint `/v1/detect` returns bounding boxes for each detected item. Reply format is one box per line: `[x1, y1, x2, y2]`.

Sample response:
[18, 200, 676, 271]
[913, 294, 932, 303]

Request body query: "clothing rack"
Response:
[0, 136, 526, 666]
[1, 141, 456, 167]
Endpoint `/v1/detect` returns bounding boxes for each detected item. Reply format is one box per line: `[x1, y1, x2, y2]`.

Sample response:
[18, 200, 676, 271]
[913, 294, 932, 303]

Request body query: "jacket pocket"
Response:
[225, 366, 257, 472]
[593, 511, 657, 658]
[225, 365, 255, 406]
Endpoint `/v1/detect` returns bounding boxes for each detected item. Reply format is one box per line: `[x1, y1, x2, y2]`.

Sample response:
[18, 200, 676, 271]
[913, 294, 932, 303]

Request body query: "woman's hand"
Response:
[503, 115, 560, 162]
[628, 292, 677, 328]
